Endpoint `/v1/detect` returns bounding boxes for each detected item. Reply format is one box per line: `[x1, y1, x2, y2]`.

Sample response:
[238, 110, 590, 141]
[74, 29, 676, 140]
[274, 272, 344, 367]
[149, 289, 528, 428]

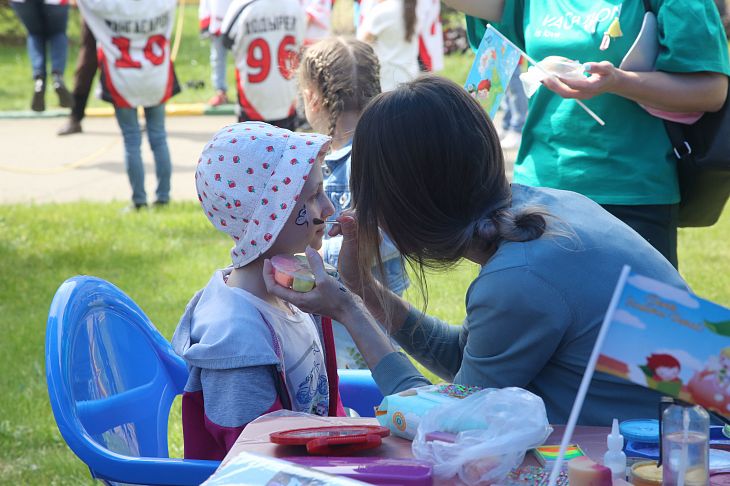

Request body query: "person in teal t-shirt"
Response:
[454, 0, 730, 268]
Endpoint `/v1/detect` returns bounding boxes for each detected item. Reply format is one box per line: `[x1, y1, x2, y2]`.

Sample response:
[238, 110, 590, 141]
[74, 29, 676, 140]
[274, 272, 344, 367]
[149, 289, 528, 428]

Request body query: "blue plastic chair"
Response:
[45, 276, 219, 485]
[337, 369, 384, 418]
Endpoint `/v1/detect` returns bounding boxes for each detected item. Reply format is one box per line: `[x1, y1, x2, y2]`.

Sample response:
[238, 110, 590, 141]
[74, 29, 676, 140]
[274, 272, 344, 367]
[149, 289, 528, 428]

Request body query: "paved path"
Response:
[0, 115, 515, 204]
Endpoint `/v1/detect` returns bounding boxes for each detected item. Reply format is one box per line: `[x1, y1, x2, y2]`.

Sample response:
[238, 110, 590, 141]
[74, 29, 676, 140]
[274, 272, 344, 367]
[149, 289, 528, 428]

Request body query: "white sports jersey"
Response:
[78, 0, 179, 108]
[222, 0, 305, 121]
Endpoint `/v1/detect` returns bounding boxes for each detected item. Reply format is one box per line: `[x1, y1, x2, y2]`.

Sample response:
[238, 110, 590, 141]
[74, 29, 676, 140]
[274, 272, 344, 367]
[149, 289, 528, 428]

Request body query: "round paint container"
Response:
[271, 254, 337, 292]
[630, 460, 662, 486]
[622, 419, 660, 460]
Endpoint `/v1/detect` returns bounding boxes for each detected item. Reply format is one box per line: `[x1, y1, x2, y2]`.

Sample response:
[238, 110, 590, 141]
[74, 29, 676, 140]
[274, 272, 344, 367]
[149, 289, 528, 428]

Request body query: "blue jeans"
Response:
[501, 70, 528, 132]
[114, 105, 172, 205]
[11, 0, 69, 79]
[209, 35, 228, 92]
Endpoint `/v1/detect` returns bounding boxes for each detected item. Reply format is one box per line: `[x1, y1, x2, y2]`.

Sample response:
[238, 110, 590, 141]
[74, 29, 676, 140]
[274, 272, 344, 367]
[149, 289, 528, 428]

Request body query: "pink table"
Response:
[222, 415, 610, 483]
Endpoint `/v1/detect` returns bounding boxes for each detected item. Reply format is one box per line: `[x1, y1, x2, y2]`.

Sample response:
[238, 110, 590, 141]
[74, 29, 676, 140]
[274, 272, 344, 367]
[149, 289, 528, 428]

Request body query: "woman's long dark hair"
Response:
[351, 75, 549, 306]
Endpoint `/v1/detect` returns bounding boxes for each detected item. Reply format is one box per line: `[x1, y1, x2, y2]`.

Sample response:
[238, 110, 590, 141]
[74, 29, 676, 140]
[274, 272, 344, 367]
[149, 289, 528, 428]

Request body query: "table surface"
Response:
[222, 414, 610, 477]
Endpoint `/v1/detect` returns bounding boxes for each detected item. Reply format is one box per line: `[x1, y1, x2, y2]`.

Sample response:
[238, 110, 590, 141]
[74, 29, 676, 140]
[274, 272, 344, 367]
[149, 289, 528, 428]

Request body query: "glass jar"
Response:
[661, 403, 710, 486]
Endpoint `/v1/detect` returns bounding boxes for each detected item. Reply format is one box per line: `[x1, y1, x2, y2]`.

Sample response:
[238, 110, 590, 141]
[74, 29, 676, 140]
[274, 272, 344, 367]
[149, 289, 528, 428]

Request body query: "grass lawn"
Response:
[0, 202, 728, 484]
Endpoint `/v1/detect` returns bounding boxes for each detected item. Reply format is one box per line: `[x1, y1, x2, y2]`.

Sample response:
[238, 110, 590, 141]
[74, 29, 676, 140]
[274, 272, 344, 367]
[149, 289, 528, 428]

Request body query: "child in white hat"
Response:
[172, 121, 344, 460]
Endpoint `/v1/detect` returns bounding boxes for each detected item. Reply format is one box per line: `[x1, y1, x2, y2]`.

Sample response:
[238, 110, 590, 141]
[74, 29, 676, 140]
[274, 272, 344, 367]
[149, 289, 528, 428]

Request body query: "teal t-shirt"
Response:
[467, 0, 730, 205]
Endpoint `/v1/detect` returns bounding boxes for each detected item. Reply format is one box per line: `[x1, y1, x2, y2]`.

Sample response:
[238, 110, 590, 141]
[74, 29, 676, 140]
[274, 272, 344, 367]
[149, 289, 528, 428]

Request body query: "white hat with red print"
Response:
[196, 122, 331, 267]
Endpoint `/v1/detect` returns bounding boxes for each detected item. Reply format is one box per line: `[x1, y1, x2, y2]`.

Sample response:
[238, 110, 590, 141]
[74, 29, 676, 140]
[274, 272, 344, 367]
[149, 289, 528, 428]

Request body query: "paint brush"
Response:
[312, 218, 340, 226]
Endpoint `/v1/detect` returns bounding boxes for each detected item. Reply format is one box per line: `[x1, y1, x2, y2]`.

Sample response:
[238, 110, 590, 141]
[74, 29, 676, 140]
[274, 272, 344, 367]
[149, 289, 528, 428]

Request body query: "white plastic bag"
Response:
[519, 56, 586, 97]
[412, 387, 552, 485]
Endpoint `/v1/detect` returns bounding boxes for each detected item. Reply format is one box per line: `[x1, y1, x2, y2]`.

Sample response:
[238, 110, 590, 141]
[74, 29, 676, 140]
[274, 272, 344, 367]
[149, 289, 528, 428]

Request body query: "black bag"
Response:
[635, 0, 730, 227]
[665, 87, 730, 227]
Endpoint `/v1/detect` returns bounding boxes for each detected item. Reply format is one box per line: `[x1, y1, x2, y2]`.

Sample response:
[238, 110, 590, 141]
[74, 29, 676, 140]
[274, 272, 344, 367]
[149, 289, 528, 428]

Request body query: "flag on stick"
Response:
[464, 25, 522, 119]
[548, 266, 730, 485]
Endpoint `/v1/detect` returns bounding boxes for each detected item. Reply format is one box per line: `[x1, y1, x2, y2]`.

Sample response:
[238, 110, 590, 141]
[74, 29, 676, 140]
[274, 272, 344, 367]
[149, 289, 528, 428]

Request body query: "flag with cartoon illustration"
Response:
[464, 24, 521, 118]
[596, 269, 730, 418]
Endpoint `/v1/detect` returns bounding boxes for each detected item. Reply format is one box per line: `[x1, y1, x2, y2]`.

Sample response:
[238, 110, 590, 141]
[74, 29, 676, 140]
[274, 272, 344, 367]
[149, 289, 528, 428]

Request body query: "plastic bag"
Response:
[519, 56, 586, 97]
[412, 387, 552, 485]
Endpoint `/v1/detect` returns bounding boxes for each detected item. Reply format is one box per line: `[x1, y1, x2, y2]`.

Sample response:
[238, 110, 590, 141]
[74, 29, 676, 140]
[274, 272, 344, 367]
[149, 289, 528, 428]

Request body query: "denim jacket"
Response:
[321, 143, 409, 295]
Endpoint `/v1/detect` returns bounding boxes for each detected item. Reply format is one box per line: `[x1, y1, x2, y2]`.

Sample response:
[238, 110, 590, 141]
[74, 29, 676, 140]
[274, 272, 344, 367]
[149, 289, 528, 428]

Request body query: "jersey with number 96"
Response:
[78, 0, 180, 108]
[222, 0, 305, 121]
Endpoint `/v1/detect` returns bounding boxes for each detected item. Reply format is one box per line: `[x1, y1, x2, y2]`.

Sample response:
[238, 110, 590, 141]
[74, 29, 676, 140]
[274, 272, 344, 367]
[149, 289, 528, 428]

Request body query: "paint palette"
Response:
[271, 254, 337, 292]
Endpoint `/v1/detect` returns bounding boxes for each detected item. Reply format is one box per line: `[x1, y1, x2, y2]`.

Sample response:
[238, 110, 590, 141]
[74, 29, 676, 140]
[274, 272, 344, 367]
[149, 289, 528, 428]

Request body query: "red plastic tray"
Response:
[270, 425, 390, 455]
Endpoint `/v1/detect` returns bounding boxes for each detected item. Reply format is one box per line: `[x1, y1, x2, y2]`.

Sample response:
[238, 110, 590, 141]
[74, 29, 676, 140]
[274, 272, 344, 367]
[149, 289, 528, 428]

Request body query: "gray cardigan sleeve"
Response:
[371, 266, 573, 395]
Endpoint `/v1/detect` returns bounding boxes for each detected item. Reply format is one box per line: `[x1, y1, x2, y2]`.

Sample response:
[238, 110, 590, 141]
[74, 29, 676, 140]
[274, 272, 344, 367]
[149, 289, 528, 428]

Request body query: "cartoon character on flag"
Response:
[464, 25, 521, 118]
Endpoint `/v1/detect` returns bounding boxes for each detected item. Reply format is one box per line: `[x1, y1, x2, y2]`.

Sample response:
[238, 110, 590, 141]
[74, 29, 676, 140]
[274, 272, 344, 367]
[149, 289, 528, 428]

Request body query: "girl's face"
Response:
[267, 150, 335, 255]
[301, 85, 330, 134]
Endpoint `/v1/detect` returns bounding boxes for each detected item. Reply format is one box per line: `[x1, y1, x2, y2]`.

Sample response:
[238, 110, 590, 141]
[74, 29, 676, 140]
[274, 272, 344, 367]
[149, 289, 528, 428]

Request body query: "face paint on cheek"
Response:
[295, 205, 309, 227]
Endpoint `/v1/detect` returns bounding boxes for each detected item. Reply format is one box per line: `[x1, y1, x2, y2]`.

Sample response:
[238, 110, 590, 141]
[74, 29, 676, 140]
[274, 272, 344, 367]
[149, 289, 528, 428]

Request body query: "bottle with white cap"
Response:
[604, 418, 628, 481]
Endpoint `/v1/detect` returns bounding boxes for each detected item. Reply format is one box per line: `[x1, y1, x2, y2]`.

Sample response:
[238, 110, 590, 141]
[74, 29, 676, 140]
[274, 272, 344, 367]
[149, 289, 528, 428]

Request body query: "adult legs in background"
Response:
[11, 0, 47, 111]
[59, 20, 98, 135]
[208, 35, 229, 106]
[144, 105, 172, 205]
[42, 2, 72, 108]
[601, 203, 679, 269]
[114, 107, 148, 208]
[500, 70, 528, 150]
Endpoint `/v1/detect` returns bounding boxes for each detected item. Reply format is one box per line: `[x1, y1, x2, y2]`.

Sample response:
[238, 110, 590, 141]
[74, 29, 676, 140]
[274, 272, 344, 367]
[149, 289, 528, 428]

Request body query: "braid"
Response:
[298, 37, 382, 138]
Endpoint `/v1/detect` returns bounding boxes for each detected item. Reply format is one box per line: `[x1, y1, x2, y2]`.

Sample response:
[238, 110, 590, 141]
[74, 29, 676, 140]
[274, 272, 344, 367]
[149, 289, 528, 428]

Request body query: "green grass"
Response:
[1, 201, 729, 484]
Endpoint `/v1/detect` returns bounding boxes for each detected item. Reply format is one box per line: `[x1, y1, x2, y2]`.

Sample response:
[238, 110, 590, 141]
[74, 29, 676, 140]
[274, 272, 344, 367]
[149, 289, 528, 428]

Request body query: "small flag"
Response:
[547, 266, 730, 486]
[464, 24, 522, 118]
[597, 269, 730, 419]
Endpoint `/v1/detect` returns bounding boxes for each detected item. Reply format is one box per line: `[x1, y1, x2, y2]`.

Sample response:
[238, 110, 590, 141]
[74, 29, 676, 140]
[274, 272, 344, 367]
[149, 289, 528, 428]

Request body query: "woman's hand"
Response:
[543, 62, 727, 112]
[326, 210, 375, 296]
[541, 61, 620, 100]
[263, 246, 359, 321]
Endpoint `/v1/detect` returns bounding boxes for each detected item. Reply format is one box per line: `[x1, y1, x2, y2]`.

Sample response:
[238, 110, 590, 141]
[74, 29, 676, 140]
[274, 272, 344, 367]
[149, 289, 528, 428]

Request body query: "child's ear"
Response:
[303, 88, 320, 112]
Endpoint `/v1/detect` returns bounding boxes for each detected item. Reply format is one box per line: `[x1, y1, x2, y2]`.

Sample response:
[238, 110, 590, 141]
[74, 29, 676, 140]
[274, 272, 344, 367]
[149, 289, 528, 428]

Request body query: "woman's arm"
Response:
[263, 247, 402, 370]
[441, 0, 505, 22]
[543, 62, 728, 113]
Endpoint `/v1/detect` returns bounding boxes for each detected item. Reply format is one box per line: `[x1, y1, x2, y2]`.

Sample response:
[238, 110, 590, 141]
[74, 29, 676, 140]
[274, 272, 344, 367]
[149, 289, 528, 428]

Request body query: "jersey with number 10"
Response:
[222, 0, 305, 121]
[78, 0, 180, 108]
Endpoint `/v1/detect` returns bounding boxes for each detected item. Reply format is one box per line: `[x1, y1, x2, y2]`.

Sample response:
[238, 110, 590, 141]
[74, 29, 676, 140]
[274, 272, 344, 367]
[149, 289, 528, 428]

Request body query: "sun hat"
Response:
[196, 121, 331, 267]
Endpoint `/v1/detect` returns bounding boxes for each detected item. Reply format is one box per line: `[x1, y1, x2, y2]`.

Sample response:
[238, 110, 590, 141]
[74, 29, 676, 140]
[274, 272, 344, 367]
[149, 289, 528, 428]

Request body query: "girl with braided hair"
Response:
[357, 0, 419, 91]
[298, 37, 409, 369]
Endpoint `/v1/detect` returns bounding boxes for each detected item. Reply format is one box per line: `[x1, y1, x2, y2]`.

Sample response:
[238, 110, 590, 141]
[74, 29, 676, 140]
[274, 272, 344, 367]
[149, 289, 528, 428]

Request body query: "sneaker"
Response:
[207, 90, 229, 107]
[31, 78, 45, 112]
[57, 119, 82, 136]
[52, 73, 74, 109]
[120, 202, 147, 214]
[152, 200, 169, 208]
[500, 130, 523, 150]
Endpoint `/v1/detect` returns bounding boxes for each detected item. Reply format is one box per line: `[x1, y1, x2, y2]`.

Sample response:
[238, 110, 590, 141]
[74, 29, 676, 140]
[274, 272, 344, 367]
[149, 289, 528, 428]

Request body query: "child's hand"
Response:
[263, 246, 359, 320]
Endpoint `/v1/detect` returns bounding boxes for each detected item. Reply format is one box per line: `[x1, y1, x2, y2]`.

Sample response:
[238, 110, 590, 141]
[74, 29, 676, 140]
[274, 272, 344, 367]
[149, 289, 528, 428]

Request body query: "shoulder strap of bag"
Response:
[636, 0, 694, 160]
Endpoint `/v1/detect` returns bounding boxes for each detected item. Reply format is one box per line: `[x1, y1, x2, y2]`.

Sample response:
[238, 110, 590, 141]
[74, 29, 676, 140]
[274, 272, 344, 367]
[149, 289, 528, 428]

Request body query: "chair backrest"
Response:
[46, 276, 218, 485]
[337, 369, 384, 418]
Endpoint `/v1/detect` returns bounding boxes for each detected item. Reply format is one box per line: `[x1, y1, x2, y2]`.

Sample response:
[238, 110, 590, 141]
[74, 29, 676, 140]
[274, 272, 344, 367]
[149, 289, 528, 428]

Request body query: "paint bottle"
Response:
[661, 402, 709, 486]
[604, 418, 627, 481]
